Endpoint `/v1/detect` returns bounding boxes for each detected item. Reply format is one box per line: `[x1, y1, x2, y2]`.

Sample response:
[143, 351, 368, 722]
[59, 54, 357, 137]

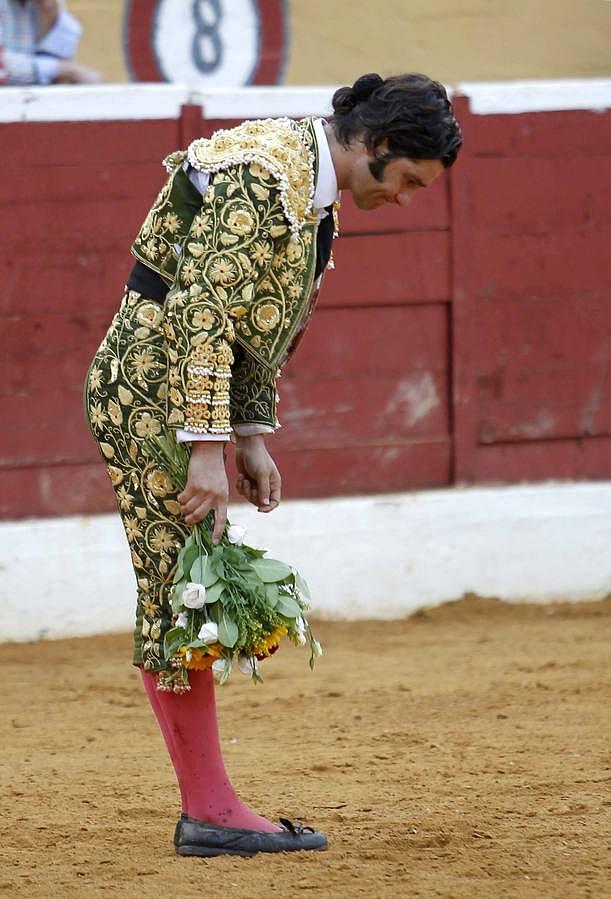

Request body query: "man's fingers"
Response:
[269, 469, 281, 506]
[256, 472, 271, 508]
[183, 499, 213, 526]
[181, 494, 205, 517]
[236, 474, 260, 506]
[212, 504, 227, 544]
[177, 487, 192, 505]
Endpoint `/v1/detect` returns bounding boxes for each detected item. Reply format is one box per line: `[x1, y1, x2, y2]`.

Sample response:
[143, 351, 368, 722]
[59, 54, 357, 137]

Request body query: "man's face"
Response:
[347, 147, 445, 211]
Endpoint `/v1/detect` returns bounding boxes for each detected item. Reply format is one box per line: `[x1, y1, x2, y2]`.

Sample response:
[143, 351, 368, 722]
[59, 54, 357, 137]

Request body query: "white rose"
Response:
[198, 620, 219, 644]
[237, 655, 259, 675]
[182, 582, 206, 609]
[175, 611, 189, 628]
[212, 657, 231, 684]
[226, 524, 247, 545]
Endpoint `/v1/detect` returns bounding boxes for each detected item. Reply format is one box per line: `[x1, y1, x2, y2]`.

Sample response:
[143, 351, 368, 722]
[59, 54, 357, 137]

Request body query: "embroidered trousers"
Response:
[84, 289, 190, 672]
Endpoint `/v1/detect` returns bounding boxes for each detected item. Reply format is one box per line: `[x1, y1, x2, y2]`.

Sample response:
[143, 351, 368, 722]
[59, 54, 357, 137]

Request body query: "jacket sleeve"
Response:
[230, 343, 279, 432]
[163, 165, 285, 436]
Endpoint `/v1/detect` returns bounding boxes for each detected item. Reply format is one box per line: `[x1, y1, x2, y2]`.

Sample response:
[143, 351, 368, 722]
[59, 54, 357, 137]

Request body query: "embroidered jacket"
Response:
[131, 117, 330, 436]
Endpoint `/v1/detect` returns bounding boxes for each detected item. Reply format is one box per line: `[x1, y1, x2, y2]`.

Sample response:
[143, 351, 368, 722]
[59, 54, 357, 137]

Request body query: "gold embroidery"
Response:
[254, 303, 281, 332]
[188, 117, 315, 242]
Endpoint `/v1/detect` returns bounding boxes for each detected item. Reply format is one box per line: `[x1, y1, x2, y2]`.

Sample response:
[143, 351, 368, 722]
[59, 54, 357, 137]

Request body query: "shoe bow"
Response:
[279, 817, 315, 834]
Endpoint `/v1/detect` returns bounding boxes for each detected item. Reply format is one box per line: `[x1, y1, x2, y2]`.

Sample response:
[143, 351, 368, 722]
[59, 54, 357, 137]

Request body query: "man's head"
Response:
[328, 72, 462, 210]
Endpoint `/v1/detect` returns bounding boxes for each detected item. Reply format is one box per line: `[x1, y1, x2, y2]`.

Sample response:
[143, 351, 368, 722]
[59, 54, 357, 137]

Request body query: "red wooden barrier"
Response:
[0, 92, 610, 519]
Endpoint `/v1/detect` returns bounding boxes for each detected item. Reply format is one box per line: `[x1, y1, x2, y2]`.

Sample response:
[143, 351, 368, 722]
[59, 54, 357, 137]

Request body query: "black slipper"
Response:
[174, 813, 328, 857]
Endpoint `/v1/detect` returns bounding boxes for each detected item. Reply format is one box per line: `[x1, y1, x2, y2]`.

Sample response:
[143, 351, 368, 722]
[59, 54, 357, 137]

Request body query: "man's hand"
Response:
[178, 441, 229, 542]
[235, 434, 281, 513]
[53, 60, 103, 84]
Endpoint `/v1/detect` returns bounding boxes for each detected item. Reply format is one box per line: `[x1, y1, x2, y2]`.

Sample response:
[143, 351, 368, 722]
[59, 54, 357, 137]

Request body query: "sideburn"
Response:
[368, 153, 392, 182]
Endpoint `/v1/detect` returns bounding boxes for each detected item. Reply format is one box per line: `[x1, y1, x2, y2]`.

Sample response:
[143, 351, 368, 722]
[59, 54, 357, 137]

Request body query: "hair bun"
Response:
[351, 73, 384, 104]
[332, 73, 384, 114]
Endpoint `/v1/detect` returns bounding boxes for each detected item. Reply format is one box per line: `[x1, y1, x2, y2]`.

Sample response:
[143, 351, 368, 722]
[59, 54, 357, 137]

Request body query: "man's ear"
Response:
[371, 138, 390, 157]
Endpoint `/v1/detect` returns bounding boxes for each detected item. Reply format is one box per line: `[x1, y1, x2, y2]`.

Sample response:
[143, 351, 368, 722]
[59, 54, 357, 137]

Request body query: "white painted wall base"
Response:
[2, 79, 610, 124]
[1, 483, 610, 643]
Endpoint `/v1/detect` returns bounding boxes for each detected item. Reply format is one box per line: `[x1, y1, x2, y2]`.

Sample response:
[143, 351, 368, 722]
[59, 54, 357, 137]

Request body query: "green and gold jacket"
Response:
[131, 116, 332, 435]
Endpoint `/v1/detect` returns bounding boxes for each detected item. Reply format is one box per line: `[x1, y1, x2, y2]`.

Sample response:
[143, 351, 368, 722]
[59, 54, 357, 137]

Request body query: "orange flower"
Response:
[254, 626, 287, 659]
[179, 644, 222, 670]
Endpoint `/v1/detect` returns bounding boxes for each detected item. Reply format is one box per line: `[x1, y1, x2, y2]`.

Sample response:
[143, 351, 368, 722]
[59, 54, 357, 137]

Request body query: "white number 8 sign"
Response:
[125, 0, 287, 86]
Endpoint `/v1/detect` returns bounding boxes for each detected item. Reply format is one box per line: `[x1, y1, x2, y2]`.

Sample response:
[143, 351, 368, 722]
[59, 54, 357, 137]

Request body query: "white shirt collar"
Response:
[312, 118, 338, 211]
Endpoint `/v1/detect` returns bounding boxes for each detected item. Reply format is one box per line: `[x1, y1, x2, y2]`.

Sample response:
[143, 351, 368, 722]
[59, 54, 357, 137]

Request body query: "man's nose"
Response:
[394, 192, 412, 207]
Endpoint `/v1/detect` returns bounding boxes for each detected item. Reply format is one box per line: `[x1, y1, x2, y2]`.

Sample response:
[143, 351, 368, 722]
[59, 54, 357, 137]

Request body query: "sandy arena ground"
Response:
[1, 597, 609, 899]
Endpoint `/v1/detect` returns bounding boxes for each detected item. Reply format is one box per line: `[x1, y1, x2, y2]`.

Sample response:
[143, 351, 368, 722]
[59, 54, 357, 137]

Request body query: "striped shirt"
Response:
[0, 1, 81, 85]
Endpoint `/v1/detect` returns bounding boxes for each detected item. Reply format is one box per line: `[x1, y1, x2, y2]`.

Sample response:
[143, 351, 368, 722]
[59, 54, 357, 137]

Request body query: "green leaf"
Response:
[218, 611, 239, 648]
[189, 555, 208, 583]
[295, 570, 311, 600]
[204, 580, 225, 604]
[176, 544, 199, 582]
[223, 547, 244, 565]
[174, 544, 197, 584]
[202, 563, 219, 587]
[212, 557, 225, 579]
[250, 558, 293, 583]
[164, 626, 187, 658]
[276, 595, 301, 618]
[242, 545, 267, 558]
[264, 583, 279, 608]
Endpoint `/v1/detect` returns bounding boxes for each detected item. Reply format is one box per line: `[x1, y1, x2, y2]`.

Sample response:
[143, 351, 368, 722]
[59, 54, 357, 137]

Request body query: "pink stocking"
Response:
[140, 668, 280, 832]
[141, 670, 186, 811]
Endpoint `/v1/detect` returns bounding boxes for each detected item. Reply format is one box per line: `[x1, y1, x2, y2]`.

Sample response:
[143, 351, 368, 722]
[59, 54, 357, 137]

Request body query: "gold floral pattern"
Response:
[83, 290, 192, 673]
[254, 302, 281, 331]
[187, 117, 315, 241]
[132, 117, 322, 377]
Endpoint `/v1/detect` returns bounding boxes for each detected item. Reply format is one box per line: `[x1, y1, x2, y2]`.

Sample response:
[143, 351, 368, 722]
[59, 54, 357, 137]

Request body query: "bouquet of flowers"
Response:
[145, 433, 322, 693]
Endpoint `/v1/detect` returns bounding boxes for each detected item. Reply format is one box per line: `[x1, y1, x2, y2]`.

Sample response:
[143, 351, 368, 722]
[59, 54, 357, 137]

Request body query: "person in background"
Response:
[0, 0, 101, 84]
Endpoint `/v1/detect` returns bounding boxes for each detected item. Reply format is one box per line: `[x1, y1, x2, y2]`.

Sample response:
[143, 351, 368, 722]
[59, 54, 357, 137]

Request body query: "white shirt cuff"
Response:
[34, 55, 60, 84]
[233, 423, 276, 436]
[175, 429, 230, 443]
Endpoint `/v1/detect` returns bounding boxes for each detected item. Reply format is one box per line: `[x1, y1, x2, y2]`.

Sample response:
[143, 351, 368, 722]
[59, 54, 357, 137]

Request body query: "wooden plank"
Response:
[275, 375, 448, 449]
[322, 231, 450, 307]
[449, 96, 478, 483]
[1, 258, 129, 319]
[470, 230, 611, 301]
[1, 120, 180, 167]
[470, 156, 611, 233]
[469, 109, 611, 158]
[1, 313, 111, 358]
[0, 409, 96, 468]
[276, 303, 449, 447]
[0, 162, 166, 207]
[274, 442, 451, 498]
[471, 437, 611, 484]
[285, 304, 449, 377]
[0, 463, 115, 519]
[1, 193, 151, 250]
[474, 293, 611, 442]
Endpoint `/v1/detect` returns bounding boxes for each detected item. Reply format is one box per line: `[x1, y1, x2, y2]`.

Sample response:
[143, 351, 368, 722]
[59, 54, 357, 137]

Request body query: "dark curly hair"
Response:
[330, 73, 462, 178]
